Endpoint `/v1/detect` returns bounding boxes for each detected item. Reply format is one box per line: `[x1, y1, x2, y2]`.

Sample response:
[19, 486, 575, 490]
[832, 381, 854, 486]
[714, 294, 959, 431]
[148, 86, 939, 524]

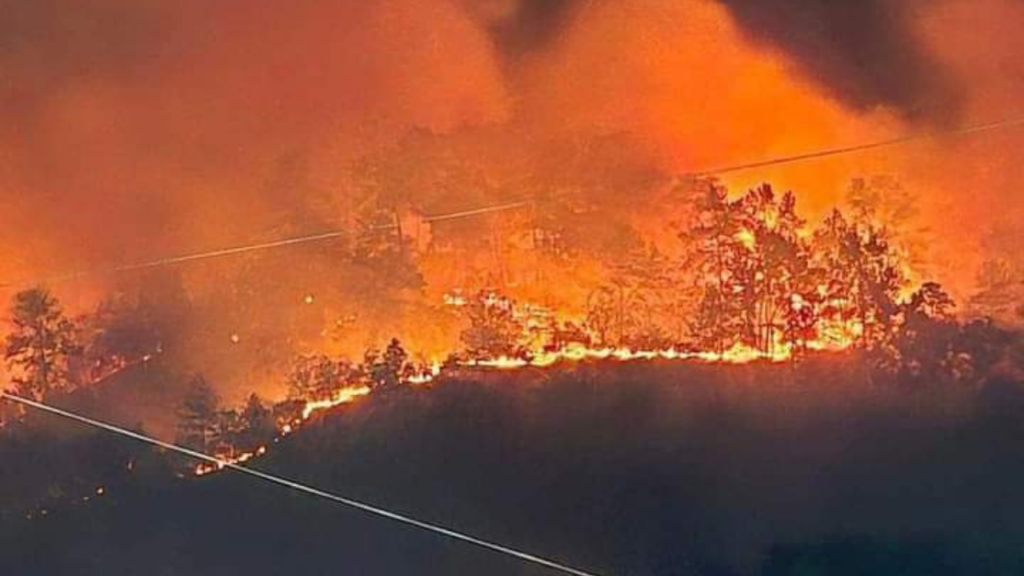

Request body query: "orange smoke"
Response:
[0, 0, 1021, 401]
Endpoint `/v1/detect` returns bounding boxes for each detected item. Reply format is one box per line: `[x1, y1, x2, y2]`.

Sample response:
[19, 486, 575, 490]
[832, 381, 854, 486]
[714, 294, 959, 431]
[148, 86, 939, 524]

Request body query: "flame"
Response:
[194, 387, 369, 476]
[192, 294, 861, 478]
[443, 291, 468, 307]
[735, 229, 757, 249]
[195, 445, 267, 477]
[408, 361, 443, 385]
[463, 341, 794, 370]
[300, 386, 372, 419]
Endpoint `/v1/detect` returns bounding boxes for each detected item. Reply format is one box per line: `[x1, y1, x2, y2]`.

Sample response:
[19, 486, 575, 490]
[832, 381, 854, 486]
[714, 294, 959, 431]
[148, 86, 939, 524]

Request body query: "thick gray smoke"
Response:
[472, 0, 960, 121]
[716, 0, 961, 121]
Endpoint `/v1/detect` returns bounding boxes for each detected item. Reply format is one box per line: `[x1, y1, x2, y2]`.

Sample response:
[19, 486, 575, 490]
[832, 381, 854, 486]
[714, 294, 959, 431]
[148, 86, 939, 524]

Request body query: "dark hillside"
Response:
[4, 357, 1024, 575]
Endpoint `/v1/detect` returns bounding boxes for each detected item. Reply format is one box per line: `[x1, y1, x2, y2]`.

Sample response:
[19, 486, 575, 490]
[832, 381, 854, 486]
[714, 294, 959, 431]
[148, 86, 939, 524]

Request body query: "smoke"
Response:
[714, 0, 962, 122]
[1, 0, 1021, 399]
[0, 0, 508, 277]
[462, 0, 589, 58]
[463, 0, 961, 120]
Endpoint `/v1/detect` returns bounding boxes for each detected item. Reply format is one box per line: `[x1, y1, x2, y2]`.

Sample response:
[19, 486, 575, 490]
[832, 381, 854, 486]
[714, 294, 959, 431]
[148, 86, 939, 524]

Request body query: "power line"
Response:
[423, 200, 533, 223]
[0, 229, 357, 290]
[0, 201, 534, 290]
[0, 391, 601, 576]
[690, 114, 1024, 177]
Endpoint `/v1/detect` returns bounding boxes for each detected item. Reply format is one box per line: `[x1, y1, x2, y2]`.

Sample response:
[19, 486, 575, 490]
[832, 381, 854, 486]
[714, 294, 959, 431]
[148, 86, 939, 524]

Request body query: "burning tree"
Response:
[730, 184, 809, 354]
[676, 178, 926, 358]
[4, 288, 82, 401]
[813, 209, 906, 348]
[287, 354, 359, 402]
[681, 182, 813, 354]
[459, 290, 525, 359]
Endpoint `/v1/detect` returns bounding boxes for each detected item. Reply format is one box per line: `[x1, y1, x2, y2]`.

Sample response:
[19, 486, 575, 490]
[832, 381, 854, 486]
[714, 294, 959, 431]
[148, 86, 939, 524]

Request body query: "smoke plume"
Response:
[715, 0, 962, 122]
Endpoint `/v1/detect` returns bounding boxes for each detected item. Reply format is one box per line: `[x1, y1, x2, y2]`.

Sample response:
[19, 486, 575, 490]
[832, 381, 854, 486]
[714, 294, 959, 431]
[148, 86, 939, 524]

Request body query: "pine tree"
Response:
[4, 288, 81, 400]
[678, 179, 746, 353]
[813, 209, 905, 348]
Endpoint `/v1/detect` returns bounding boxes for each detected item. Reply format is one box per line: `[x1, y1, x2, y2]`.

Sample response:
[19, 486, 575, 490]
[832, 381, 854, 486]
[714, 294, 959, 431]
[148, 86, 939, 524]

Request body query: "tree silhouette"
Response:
[731, 185, 810, 354]
[238, 393, 277, 449]
[176, 375, 219, 453]
[813, 209, 905, 348]
[365, 338, 410, 389]
[893, 282, 958, 383]
[681, 182, 815, 354]
[4, 288, 81, 401]
[679, 179, 746, 354]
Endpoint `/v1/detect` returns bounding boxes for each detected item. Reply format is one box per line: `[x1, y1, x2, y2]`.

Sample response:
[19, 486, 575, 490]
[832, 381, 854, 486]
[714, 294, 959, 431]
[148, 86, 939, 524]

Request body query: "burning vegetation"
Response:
[1, 175, 1020, 483]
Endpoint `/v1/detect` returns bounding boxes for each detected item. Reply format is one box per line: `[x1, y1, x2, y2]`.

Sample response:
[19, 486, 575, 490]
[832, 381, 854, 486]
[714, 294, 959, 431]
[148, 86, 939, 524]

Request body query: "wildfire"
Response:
[461, 340, 805, 370]
[195, 446, 267, 477]
[408, 361, 443, 385]
[193, 335, 846, 478]
[443, 291, 468, 307]
[735, 228, 756, 249]
[300, 386, 372, 420]
[201, 330, 854, 476]
[194, 386, 370, 476]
